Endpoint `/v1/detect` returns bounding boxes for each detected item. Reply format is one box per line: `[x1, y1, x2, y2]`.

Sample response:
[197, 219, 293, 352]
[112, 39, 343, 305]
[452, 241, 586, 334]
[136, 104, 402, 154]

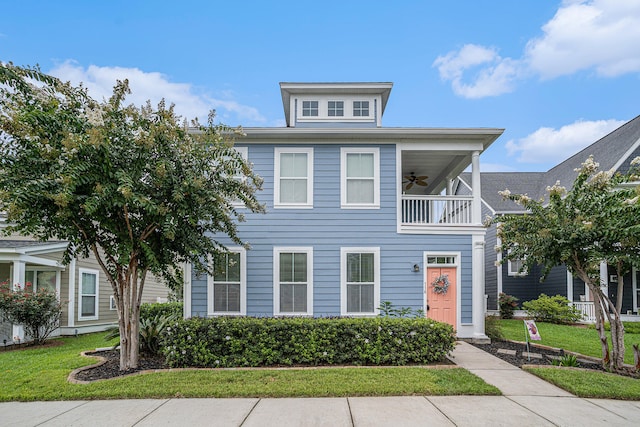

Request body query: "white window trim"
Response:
[207, 247, 247, 316]
[273, 247, 313, 316]
[109, 295, 117, 311]
[25, 267, 61, 296]
[632, 267, 638, 312]
[274, 147, 314, 209]
[78, 268, 99, 321]
[340, 247, 380, 316]
[340, 147, 380, 209]
[507, 257, 528, 277]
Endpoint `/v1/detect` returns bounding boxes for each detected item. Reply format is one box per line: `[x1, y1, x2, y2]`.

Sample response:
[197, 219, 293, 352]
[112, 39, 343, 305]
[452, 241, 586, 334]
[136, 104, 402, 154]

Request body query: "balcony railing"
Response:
[401, 195, 474, 226]
[571, 302, 596, 323]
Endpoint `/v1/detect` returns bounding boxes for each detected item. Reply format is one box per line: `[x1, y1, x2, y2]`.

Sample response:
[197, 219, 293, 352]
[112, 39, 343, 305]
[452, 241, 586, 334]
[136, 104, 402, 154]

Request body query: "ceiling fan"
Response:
[403, 172, 428, 190]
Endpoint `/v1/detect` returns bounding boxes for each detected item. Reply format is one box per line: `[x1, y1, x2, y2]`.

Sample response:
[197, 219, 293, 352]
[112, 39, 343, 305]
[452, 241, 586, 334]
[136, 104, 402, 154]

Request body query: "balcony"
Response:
[400, 195, 478, 232]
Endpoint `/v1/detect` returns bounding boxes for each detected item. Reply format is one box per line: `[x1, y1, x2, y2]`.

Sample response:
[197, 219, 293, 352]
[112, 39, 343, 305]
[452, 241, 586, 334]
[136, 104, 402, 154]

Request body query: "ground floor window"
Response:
[78, 268, 99, 320]
[341, 247, 380, 315]
[274, 247, 313, 315]
[209, 248, 246, 315]
[25, 268, 59, 293]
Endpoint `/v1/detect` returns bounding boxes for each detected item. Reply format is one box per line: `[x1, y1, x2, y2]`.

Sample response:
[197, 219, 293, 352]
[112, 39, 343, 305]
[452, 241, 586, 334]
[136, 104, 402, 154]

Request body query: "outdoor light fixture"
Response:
[413, 264, 420, 272]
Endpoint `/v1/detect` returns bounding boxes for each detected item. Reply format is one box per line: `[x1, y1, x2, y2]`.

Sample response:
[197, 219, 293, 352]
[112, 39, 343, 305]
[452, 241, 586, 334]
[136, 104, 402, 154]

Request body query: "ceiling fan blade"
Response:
[405, 182, 414, 190]
[416, 179, 428, 186]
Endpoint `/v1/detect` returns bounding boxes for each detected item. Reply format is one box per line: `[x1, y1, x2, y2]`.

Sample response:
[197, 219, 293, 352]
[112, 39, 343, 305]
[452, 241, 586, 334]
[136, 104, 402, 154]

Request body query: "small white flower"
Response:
[364, 338, 369, 344]
[378, 326, 382, 332]
[181, 350, 186, 355]
[498, 189, 511, 198]
[631, 156, 640, 166]
[187, 335, 191, 340]
[225, 335, 231, 340]
[322, 351, 328, 356]
[215, 360, 220, 365]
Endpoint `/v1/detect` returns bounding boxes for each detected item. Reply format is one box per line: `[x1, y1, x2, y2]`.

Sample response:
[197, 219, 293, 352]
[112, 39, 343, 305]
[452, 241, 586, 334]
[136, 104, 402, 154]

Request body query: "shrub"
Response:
[161, 317, 455, 368]
[140, 302, 183, 321]
[378, 301, 424, 318]
[498, 293, 519, 319]
[522, 294, 582, 324]
[484, 315, 504, 340]
[552, 353, 578, 367]
[106, 309, 179, 355]
[0, 281, 63, 345]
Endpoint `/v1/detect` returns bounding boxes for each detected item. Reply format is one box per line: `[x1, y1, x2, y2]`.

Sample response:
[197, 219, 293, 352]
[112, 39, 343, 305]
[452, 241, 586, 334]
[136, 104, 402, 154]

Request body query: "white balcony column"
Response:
[471, 151, 481, 225]
[12, 260, 26, 342]
[446, 178, 453, 196]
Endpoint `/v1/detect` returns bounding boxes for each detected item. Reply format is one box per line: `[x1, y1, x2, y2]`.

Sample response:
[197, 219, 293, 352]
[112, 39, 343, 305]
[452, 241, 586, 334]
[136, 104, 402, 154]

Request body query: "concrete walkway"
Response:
[2, 342, 639, 426]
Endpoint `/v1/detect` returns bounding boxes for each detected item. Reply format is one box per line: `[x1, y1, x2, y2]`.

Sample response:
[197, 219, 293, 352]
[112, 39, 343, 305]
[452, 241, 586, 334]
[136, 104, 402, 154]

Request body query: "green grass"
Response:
[498, 319, 640, 364]
[0, 333, 499, 401]
[524, 367, 640, 399]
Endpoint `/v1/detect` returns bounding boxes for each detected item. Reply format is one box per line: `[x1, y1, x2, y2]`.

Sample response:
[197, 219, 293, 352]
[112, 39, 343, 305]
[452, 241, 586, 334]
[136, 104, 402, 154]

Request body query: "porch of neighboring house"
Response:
[397, 146, 483, 232]
[0, 241, 67, 345]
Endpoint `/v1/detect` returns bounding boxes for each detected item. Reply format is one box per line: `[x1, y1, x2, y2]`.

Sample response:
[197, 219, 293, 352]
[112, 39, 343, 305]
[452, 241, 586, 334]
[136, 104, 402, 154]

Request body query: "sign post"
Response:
[523, 320, 541, 361]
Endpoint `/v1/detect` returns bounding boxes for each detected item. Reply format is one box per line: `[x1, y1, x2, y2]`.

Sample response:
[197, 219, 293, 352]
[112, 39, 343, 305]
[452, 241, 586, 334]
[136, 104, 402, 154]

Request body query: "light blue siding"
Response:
[193, 143, 475, 322]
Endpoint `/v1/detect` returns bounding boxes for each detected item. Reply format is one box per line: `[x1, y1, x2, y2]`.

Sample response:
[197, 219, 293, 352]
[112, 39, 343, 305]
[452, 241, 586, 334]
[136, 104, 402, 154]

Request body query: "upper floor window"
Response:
[353, 101, 369, 117]
[275, 147, 314, 208]
[302, 101, 318, 117]
[274, 247, 313, 315]
[328, 101, 344, 117]
[208, 248, 246, 315]
[507, 258, 528, 277]
[340, 147, 380, 209]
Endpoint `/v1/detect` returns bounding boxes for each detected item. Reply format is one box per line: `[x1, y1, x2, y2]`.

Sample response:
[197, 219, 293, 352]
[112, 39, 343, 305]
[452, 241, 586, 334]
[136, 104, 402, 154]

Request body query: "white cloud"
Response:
[526, 0, 640, 79]
[435, 0, 640, 97]
[48, 60, 266, 125]
[505, 119, 626, 164]
[433, 44, 522, 98]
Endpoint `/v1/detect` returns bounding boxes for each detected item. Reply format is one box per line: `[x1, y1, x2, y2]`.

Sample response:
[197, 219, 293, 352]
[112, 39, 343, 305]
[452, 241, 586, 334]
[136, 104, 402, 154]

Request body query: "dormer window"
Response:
[353, 101, 369, 117]
[302, 101, 318, 117]
[328, 101, 344, 117]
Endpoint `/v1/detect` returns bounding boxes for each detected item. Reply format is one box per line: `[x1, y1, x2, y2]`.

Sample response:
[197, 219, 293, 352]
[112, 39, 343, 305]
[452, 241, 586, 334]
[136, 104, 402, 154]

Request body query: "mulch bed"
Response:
[73, 340, 638, 382]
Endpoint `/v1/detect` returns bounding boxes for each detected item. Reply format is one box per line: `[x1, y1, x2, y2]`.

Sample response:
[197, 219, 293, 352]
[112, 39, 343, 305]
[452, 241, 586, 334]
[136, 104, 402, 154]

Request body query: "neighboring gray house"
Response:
[457, 115, 640, 319]
[184, 82, 504, 341]
[0, 230, 170, 345]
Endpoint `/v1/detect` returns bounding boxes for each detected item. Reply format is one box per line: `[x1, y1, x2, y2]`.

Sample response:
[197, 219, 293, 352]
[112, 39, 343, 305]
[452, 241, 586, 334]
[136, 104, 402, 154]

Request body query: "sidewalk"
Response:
[1, 342, 639, 426]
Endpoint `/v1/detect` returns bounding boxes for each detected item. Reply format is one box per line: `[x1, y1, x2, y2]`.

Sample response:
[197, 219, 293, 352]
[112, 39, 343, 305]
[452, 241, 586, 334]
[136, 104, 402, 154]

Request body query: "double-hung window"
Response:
[208, 248, 246, 315]
[328, 101, 344, 116]
[78, 268, 99, 320]
[353, 101, 369, 117]
[341, 247, 380, 315]
[275, 147, 313, 208]
[302, 101, 318, 116]
[341, 147, 379, 208]
[274, 247, 313, 315]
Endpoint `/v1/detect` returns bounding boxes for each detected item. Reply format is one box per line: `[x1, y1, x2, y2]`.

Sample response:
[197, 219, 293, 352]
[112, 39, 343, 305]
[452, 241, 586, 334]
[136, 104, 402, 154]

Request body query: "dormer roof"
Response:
[279, 82, 393, 127]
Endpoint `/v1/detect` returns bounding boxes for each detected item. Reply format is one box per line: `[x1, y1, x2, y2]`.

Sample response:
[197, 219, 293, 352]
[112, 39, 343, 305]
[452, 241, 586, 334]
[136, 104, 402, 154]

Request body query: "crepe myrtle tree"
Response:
[0, 63, 264, 370]
[491, 156, 640, 373]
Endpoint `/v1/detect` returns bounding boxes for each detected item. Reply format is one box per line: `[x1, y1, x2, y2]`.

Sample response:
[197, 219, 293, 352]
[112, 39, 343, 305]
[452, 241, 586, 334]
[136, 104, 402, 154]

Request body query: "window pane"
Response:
[280, 283, 294, 312]
[81, 296, 95, 316]
[214, 253, 240, 282]
[347, 180, 374, 203]
[214, 283, 240, 312]
[347, 283, 360, 312]
[360, 253, 374, 282]
[347, 253, 361, 282]
[214, 283, 228, 312]
[37, 271, 56, 293]
[82, 273, 96, 295]
[293, 253, 307, 282]
[280, 253, 293, 282]
[280, 153, 307, 178]
[347, 153, 374, 177]
[25, 271, 34, 287]
[293, 283, 307, 312]
[280, 179, 307, 203]
[360, 284, 374, 312]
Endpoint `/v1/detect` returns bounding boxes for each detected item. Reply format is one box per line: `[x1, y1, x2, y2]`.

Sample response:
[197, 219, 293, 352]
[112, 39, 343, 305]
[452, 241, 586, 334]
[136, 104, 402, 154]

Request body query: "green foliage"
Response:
[0, 282, 63, 345]
[526, 367, 640, 399]
[498, 292, 519, 319]
[140, 302, 183, 321]
[139, 313, 178, 355]
[484, 315, 504, 340]
[551, 353, 579, 367]
[0, 63, 264, 369]
[162, 317, 455, 368]
[378, 301, 424, 318]
[522, 294, 582, 324]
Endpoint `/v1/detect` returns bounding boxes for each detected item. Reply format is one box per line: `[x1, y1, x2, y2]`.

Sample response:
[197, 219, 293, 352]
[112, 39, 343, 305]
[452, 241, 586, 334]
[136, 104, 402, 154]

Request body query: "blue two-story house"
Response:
[184, 82, 503, 341]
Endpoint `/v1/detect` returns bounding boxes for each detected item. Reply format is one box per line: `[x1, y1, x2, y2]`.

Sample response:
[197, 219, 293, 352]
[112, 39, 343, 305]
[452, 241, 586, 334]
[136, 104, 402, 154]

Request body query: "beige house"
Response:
[0, 232, 169, 345]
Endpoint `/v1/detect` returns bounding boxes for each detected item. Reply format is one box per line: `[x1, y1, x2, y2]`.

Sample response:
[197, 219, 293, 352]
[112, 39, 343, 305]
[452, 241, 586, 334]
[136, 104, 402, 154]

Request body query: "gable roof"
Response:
[462, 114, 640, 213]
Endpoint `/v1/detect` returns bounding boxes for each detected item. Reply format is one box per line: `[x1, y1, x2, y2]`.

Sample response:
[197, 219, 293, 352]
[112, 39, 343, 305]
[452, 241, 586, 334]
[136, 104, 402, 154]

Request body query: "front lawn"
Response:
[498, 319, 640, 365]
[0, 333, 499, 401]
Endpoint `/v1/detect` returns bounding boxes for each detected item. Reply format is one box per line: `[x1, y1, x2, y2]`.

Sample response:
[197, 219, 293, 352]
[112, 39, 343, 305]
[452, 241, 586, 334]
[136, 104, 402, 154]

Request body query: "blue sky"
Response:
[2, 0, 639, 172]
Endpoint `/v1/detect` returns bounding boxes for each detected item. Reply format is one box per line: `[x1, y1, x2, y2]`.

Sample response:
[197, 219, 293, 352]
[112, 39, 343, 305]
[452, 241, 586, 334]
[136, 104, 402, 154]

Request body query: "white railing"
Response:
[401, 195, 474, 225]
[572, 302, 596, 323]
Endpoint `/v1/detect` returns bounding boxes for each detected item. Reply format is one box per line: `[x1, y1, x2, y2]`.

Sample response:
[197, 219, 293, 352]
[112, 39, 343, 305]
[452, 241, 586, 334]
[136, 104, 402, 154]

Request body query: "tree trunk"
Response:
[117, 267, 143, 370]
[590, 287, 611, 368]
[633, 344, 640, 371]
[615, 261, 624, 314]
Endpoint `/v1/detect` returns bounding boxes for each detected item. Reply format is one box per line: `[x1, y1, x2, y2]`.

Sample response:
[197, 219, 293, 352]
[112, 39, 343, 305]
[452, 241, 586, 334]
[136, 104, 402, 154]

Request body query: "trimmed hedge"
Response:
[140, 302, 183, 321]
[162, 316, 455, 368]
